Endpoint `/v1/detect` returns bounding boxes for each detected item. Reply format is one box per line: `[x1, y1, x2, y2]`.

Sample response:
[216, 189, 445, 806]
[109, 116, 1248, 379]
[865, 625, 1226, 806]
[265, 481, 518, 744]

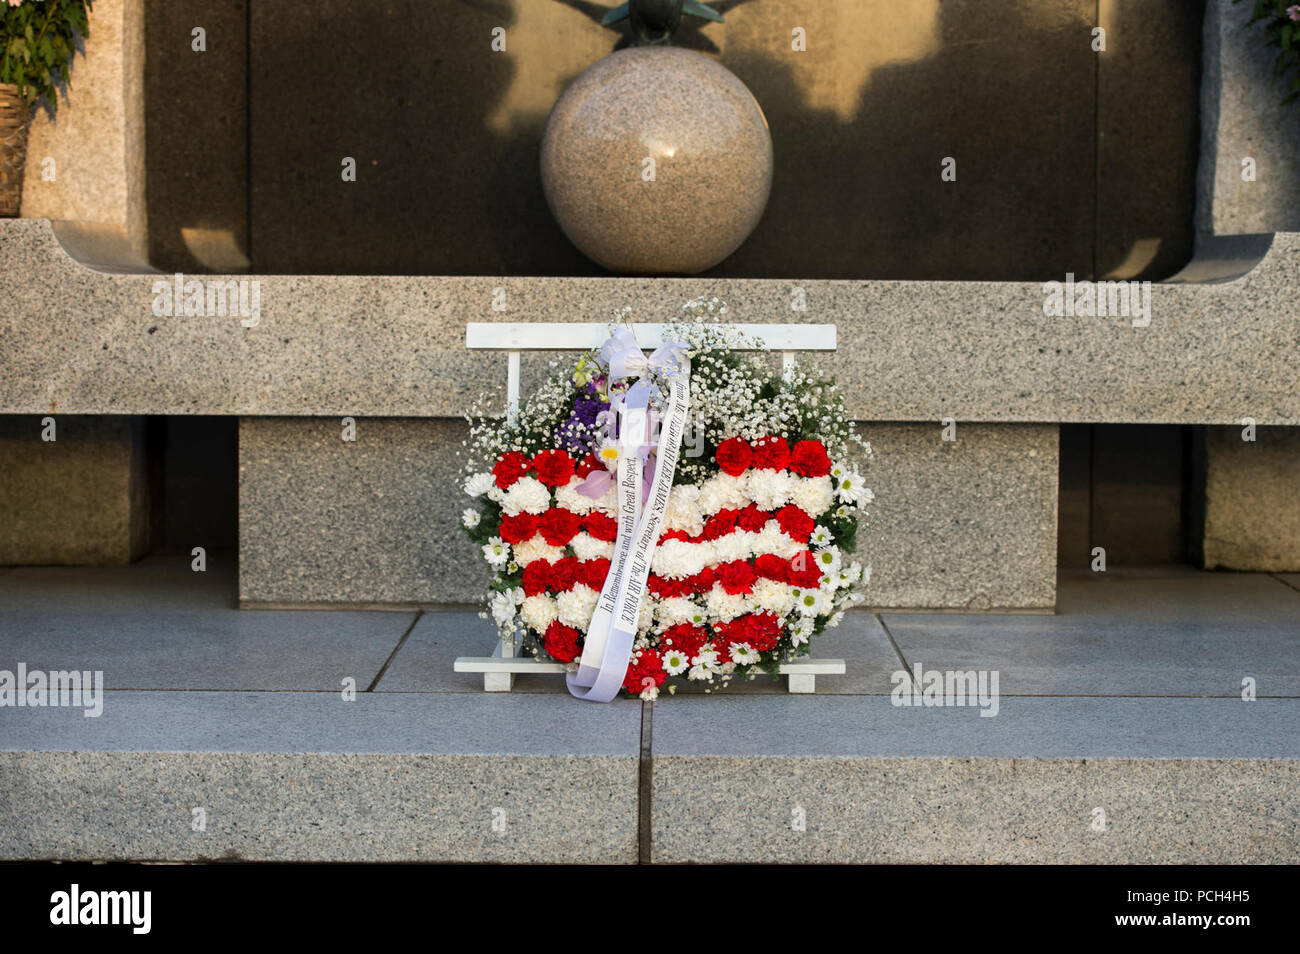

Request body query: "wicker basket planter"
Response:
[1, 83, 31, 218]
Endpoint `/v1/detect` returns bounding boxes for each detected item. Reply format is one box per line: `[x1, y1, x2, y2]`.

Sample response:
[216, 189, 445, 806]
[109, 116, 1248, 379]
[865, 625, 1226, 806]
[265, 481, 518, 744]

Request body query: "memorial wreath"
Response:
[460, 303, 872, 701]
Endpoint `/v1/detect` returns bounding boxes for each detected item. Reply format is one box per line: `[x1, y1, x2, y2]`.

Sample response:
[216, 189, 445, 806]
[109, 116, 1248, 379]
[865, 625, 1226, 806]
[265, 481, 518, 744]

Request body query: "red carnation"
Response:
[715, 437, 752, 477]
[492, 451, 530, 489]
[736, 504, 769, 533]
[648, 575, 686, 599]
[521, 560, 552, 597]
[745, 612, 782, 651]
[702, 508, 738, 541]
[531, 449, 575, 487]
[622, 649, 667, 696]
[661, 623, 709, 659]
[544, 621, 582, 664]
[789, 440, 832, 478]
[538, 508, 582, 546]
[497, 512, 539, 545]
[579, 557, 611, 590]
[659, 529, 691, 544]
[717, 560, 758, 595]
[576, 452, 601, 479]
[775, 504, 814, 541]
[752, 435, 791, 470]
[788, 550, 825, 588]
[548, 555, 580, 592]
[684, 567, 716, 594]
[754, 552, 790, 582]
[582, 511, 619, 542]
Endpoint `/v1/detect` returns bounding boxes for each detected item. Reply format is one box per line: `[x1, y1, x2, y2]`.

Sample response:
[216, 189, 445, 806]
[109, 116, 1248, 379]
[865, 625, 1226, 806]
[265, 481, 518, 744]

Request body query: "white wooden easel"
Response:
[452, 321, 846, 694]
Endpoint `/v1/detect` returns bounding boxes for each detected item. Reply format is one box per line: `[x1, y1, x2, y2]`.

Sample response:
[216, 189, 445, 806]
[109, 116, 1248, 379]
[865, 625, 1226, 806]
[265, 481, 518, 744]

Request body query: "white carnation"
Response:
[710, 529, 755, 563]
[747, 578, 795, 617]
[464, 473, 494, 497]
[570, 532, 615, 563]
[555, 476, 599, 515]
[512, 536, 564, 567]
[696, 473, 748, 515]
[490, 591, 516, 626]
[752, 521, 802, 559]
[651, 539, 713, 580]
[746, 469, 795, 511]
[637, 597, 655, 633]
[519, 594, 559, 633]
[791, 476, 835, 518]
[502, 476, 552, 516]
[556, 585, 599, 629]
[656, 597, 702, 630]
[664, 483, 704, 535]
[706, 584, 747, 622]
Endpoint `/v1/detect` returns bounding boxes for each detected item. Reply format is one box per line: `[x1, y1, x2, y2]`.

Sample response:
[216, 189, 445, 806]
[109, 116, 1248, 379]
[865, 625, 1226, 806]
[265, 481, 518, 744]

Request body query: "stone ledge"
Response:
[649, 696, 1300, 863]
[0, 691, 641, 863]
[1, 218, 1297, 423]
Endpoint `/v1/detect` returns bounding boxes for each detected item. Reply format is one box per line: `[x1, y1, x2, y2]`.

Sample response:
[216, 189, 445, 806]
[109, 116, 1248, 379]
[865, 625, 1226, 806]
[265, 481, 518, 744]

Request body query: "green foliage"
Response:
[1, 1, 93, 113]
[1235, 0, 1300, 107]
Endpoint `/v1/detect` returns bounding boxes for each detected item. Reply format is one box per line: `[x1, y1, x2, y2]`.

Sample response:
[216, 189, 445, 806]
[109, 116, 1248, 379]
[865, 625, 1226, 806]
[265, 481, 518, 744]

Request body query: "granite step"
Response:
[1, 557, 1297, 863]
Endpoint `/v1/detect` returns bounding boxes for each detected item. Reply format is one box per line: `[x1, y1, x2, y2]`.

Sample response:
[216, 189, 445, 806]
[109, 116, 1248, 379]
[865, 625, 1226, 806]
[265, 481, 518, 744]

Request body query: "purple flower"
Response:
[1290, 5, 1300, 22]
[555, 393, 609, 454]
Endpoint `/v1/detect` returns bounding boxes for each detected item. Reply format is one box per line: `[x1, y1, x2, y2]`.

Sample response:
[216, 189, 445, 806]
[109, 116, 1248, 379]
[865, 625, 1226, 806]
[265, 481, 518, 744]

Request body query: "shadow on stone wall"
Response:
[144, 0, 1202, 280]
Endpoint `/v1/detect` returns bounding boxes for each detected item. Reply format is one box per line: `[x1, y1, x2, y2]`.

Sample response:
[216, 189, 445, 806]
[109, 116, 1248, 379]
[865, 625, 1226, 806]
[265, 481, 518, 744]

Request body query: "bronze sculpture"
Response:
[601, 0, 724, 45]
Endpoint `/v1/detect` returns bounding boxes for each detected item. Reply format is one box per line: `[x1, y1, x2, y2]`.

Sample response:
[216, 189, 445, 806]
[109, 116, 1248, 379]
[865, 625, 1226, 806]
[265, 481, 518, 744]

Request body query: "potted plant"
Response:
[1235, 0, 1300, 106]
[1, 0, 93, 217]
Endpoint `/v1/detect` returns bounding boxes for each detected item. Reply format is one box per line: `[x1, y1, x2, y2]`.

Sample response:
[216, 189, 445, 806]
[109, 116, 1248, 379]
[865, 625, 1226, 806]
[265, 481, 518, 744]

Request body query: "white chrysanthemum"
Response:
[794, 587, 825, 616]
[826, 611, 846, 628]
[464, 473, 494, 497]
[696, 473, 748, 515]
[661, 646, 691, 676]
[556, 584, 599, 629]
[519, 594, 558, 633]
[512, 536, 564, 566]
[729, 642, 759, 665]
[752, 521, 802, 559]
[835, 562, 862, 588]
[809, 524, 833, 547]
[505, 476, 553, 516]
[814, 546, 842, 575]
[689, 649, 723, 680]
[570, 532, 615, 563]
[834, 505, 851, 519]
[664, 484, 704, 535]
[791, 476, 835, 518]
[829, 461, 847, 479]
[835, 472, 868, 505]
[554, 476, 599, 515]
[706, 584, 747, 622]
[746, 469, 795, 510]
[748, 578, 795, 617]
[461, 508, 480, 529]
[791, 616, 815, 646]
[490, 591, 515, 626]
[639, 684, 660, 701]
[711, 529, 755, 563]
[655, 597, 699, 629]
[651, 538, 713, 580]
[487, 485, 506, 506]
[482, 537, 510, 568]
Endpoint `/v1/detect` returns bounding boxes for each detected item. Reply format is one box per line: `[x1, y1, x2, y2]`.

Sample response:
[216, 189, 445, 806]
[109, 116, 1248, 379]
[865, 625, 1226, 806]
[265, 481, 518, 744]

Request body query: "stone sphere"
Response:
[540, 47, 773, 275]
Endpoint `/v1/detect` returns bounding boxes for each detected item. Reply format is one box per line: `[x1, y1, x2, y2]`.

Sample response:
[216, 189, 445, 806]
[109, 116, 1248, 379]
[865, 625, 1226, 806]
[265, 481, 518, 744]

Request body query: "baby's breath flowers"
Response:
[458, 302, 873, 694]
